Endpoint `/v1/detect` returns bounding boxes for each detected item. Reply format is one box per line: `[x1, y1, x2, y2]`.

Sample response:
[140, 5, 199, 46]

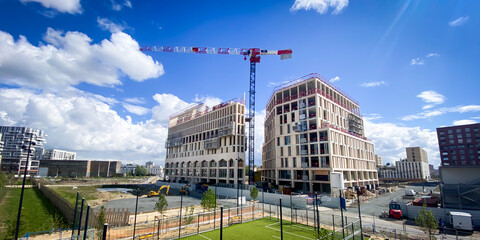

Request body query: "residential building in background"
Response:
[437, 123, 480, 166]
[375, 154, 382, 166]
[440, 166, 480, 210]
[120, 164, 136, 175]
[406, 146, 429, 163]
[262, 74, 378, 193]
[145, 161, 164, 178]
[0, 126, 45, 176]
[164, 99, 246, 184]
[38, 149, 77, 160]
[429, 164, 439, 179]
[378, 147, 430, 182]
[38, 160, 121, 178]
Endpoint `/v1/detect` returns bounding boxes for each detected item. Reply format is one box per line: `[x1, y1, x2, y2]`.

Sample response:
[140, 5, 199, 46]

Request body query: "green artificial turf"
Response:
[0, 188, 69, 239]
[51, 185, 99, 206]
[180, 218, 329, 240]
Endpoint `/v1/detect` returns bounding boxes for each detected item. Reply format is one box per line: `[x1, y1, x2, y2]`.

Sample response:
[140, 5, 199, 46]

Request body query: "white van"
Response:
[448, 211, 473, 231]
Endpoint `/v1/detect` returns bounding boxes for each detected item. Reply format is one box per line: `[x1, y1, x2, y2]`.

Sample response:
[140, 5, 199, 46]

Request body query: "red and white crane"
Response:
[141, 45, 292, 185]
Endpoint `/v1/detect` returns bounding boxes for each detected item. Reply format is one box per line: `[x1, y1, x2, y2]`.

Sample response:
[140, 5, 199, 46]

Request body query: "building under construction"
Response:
[262, 73, 379, 193]
[164, 99, 246, 185]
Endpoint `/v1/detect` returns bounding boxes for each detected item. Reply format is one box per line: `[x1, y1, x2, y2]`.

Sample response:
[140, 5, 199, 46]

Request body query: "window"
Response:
[465, 128, 470, 132]
[285, 158, 288, 168]
[287, 124, 291, 134]
[439, 131, 445, 135]
[448, 130, 453, 134]
[293, 157, 296, 167]
[456, 129, 462, 133]
[284, 136, 291, 145]
[277, 137, 280, 146]
[457, 134, 463, 138]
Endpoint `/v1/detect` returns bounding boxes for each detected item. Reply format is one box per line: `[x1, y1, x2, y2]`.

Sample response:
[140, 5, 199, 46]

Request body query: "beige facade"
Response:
[375, 154, 383, 166]
[164, 99, 246, 184]
[406, 147, 428, 163]
[262, 74, 378, 193]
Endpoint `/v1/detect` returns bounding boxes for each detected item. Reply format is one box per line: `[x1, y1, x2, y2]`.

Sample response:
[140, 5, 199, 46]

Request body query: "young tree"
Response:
[154, 194, 168, 217]
[415, 205, 438, 240]
[250, 186, 258, 201]
[135, 166, 148, 176]
[95, 206, 106, 239]
[184, 206, 195, 225]
[201, 188, 216, 211]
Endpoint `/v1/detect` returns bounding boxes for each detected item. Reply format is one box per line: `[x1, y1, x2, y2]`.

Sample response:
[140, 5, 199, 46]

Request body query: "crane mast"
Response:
[141, 45, 292, 185]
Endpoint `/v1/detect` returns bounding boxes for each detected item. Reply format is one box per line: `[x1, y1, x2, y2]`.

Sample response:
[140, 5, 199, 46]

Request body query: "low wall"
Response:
[32, 179, 75, 224]
[403, 204, 480, 227]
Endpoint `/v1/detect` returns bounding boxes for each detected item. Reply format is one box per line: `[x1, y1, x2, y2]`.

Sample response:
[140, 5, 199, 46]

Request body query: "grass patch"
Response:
[180, 218, 336, 240]
[0, 188, 69, 239]
[51, 185, 99, 206]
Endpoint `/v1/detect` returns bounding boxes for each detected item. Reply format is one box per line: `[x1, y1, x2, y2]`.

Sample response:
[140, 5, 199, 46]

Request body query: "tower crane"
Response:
[140, 46, 292, 185]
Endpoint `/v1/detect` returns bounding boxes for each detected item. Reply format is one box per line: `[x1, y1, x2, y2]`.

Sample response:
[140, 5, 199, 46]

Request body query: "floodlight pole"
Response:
[14, 132, 33, 240]
[71, 191, 79, 239]
[133, 188, 139, 239]
[340, 189, 345, 239]
[357, 188, 364, 240]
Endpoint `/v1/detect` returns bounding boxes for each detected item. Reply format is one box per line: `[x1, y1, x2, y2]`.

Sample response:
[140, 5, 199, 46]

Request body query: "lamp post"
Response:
[15, 132, 34, 240]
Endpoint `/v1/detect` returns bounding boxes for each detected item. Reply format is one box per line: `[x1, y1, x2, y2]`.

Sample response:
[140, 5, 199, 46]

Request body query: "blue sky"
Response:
[0, 0, 479, 167]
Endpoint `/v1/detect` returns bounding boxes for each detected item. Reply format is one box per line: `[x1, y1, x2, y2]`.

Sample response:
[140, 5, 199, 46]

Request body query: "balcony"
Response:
[309, 124, 317, 130]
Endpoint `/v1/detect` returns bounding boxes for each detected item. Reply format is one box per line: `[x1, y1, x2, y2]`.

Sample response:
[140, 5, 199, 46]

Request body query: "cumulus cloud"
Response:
[329, 76, 340, 83]
[193, 95, 223, 108]
[426, 53, 439, 58]
[402, 105, 480, 121]
[97, 17, 126, 33]
[410, 57, 424, 65]
[363, 113, 382, 121]
[20, 0, 82, 14]
[364, 119, 440, 166]
[360, 81, 386, 87]
[111, 0, 132, 11]
[453, 119, 477, 126]
[449, 16, 469, 27]
[0, 28, 163, 89]
[122, 103, 150, 115]
[0, 88, 168, 163]
[151, 94, 192, 124]
[290, 0, 349, 15]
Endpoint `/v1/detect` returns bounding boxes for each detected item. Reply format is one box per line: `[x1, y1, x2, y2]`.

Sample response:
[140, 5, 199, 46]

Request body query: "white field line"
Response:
[198, 234, 212, 240]
[265, 222, 315, 240]
[272, 235, 281, 239]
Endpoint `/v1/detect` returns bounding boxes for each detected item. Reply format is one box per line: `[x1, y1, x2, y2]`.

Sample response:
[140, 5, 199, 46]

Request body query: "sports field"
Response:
[180, 218, 331, 240]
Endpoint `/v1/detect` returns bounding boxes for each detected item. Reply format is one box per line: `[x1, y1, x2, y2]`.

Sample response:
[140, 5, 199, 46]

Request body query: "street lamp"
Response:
[15, 131, 35, 240]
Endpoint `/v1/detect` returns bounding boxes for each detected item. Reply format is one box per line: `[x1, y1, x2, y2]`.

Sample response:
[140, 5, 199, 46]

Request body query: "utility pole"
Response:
[14, 132, 33, 240]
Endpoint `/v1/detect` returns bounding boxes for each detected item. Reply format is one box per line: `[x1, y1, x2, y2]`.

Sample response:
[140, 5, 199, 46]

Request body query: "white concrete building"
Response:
[120, 164, 136, 175]
[40, 149, 77, 160]
[0, 126, 45, 176]
[375, 155, 383, 166]
[262, 74, 378, 193]
[164, 99, 246, 184]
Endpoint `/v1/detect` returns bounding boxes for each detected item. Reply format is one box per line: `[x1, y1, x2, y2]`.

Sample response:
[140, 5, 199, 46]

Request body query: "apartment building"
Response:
[437, 123, 480, 166]
[164, 99, 246, 185]
[0, 126, 45, 176]
[38, 149, 77, 160]
[262, 74, 378, 193]
[375, 154, 382, 166]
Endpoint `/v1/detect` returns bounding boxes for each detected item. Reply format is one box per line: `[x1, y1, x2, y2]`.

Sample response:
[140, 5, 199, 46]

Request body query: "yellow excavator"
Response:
[148, 185, 170, 197]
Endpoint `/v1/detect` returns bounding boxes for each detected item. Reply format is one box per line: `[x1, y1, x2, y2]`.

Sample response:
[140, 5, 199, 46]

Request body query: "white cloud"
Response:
[410, 57, 424, 65]
[267, 81, 290, 88]
[426, 53, 439, 58]
[417, 90, 445, 105]
[254, 110, 266, 166]
[453, 119, 477, 126]
[422, 104, 435, 110]
[363, 113, 382, 121]
[151, 94, 192, 124]
[402, 105, 480, 121]
[124, 97, 146, 105]
[458, 105, 480, 113]
[122, 103, 150, 115]
[360, 81, 386, 87]
[20, 0, 82, 14]
[193, 95, 223, 108]
[0, 28, 164, 89]
[364, 119, 440, 166]
[290, 0, 349, 15]
[329, 76, 340, 83]
[449, 16, 469, 27]
[97, 17, 125, 33]
[111, 0, 132, 11]
[0, 88, 168, 163]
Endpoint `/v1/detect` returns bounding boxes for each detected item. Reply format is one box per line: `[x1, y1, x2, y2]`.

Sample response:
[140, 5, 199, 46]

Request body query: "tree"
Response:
[250, 186, 258, 201]
[154, 194, 168, 217]
[184, 206, 195, 225]
[135, 166, 148, 176]
[415, 205, 438, 240]
[95, 206, 107, 239]
[201, 188, 216, 210]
